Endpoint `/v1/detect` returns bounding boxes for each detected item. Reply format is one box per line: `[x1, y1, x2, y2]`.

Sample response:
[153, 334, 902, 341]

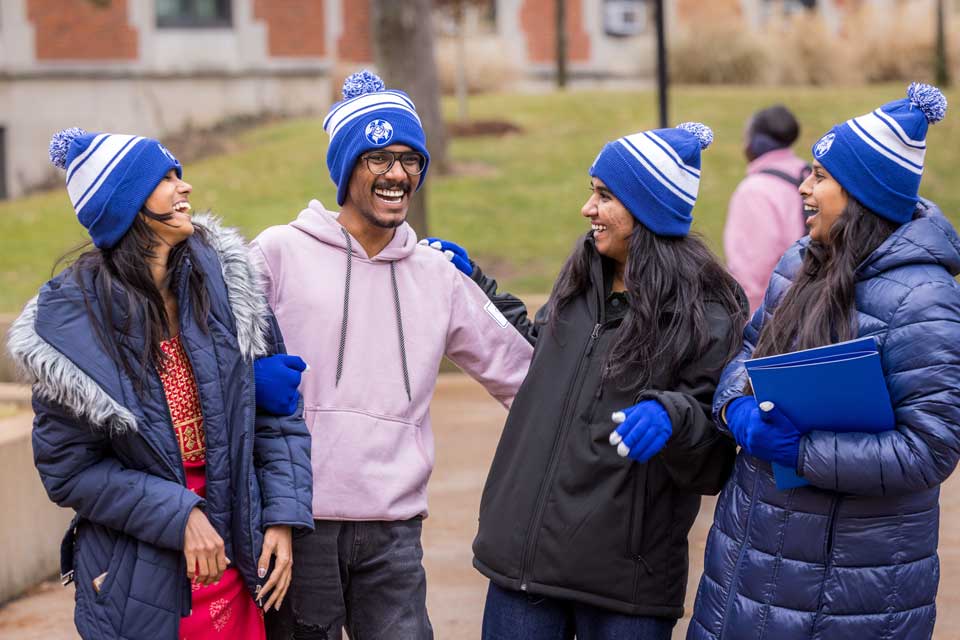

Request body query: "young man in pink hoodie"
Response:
[250, 71, 533, 640]
[723, 105, 810, 316]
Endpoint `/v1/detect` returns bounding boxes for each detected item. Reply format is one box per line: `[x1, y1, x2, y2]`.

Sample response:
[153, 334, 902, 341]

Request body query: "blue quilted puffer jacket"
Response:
[689, 200, 960, 640]
[7, 215, 314, 640]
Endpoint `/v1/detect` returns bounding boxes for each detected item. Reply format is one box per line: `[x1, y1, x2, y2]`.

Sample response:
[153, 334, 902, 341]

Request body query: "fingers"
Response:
[273, 566, 292, 611]
[195, 549, 213, 585]
[185, 550, 197, 582]
[450, 254, 473, 276]
[215, 549, 229, 583]
[622, 415, 651, 449]
[259, 553, 291, 610]
[634, 431, 671, 463]
[257, 537, 275, 582]
[280, 354, 308, 372]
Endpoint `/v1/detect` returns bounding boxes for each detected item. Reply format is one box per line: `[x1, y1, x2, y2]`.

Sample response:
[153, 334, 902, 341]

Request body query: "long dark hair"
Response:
[752, 197, 898, 358]
[547, 223, 747, 392]
[55, 208, 210, 392]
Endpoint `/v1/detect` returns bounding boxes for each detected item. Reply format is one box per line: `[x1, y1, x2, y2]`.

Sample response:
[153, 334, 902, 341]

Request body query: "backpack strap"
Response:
[756, 164, 813, 226]
[757, 164, 812, 187]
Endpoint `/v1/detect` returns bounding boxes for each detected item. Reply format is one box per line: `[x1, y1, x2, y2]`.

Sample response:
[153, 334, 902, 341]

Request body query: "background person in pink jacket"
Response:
[249, 71, 534, 640]
[723, 105, 810, 315]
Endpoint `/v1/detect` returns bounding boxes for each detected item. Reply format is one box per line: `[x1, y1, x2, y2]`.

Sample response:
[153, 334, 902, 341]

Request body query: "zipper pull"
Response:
[585, 323, 602, 356]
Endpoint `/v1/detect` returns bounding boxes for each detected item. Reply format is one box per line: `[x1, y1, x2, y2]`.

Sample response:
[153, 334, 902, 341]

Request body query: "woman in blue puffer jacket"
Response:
[689, 84, 960, 640]
[6, 129, 314, 640]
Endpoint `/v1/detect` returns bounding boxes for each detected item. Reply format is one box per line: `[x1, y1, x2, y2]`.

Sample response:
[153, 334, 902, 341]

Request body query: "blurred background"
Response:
[1, 1, 959, 638]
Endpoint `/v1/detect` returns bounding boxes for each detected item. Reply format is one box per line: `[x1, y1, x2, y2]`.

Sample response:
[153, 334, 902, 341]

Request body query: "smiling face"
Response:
[343, 143, 422, 230]
[582, 177, 636, 265]
[800, 160, 849, 243]
[142, 169, 194, 246]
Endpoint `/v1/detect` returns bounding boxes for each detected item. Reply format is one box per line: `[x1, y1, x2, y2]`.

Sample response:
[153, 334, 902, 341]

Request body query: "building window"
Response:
[604, 0, 647, 37]
[156, 0, 232, 28]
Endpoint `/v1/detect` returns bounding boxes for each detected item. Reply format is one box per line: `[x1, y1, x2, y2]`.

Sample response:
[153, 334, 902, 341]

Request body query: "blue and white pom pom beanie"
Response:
[812, 82, 947, 224]
[323, 70, 430, 206]
[48, 127, 181, 249]
[589, 122, 713, 237]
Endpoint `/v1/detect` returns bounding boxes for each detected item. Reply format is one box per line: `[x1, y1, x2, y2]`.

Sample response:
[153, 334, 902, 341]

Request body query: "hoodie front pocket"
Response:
[305, 408, 433, 519]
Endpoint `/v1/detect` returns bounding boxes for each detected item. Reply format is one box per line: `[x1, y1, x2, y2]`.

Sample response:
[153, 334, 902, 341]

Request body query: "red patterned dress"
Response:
[158, 336, 266, 640]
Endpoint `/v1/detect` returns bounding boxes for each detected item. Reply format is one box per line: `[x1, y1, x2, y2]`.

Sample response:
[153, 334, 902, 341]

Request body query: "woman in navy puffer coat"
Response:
[7, 129, 314, 639]
[690, 85, 960, 640]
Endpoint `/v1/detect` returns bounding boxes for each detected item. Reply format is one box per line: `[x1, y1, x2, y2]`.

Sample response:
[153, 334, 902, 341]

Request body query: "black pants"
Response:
[266, 518, 433, 640]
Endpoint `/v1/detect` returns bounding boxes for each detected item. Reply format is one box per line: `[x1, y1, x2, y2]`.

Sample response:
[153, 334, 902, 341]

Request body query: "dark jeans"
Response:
[482, 582, 675, 640]
[265, 518, 433, 640]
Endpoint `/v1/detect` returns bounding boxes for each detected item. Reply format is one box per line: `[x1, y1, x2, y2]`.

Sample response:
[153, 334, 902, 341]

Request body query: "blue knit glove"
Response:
[254, 354, 307, 416]
[743, 402, 801, 469]
[724, 395, 756, 448]
[608, 400, 672, 463]
[419, 237, 473, 276]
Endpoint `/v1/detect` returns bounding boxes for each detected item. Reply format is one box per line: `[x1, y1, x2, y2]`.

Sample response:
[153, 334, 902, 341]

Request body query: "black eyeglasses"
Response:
[361, 151, 426, 176]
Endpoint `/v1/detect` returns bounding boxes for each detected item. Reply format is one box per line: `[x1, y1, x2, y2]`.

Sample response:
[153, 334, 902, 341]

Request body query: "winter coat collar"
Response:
[789, 199, 960, 281]
[858, 199, 960, 278]
[6, 214, 269, 435]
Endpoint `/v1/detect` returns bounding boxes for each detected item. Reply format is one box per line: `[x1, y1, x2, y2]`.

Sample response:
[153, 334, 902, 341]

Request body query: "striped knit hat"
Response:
[589, 122, 713, 237]
[323, 70, 430, 206]
[48, 127, 181, 249]
[812, 82, 947, 224]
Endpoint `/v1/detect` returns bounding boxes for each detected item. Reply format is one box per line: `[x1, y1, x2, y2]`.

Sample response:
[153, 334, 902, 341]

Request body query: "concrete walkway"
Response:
[3, 373, 960, 638]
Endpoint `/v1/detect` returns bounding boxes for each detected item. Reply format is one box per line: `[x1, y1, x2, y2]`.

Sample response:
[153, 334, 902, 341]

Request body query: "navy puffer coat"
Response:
[6, 215, 314, 640]
[689, 201, 960, 640]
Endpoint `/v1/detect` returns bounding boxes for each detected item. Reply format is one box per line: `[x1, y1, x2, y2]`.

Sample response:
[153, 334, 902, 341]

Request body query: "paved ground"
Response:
[3, 373, 960, 638]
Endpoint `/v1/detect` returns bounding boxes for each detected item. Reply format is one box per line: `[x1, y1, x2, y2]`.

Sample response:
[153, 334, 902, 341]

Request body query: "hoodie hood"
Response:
[858, 199, 960, 279]
[289, 199, 418, 262]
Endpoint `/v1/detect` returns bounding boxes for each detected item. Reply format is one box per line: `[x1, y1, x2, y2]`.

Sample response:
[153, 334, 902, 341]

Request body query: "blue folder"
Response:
[744, 336, 895, 489]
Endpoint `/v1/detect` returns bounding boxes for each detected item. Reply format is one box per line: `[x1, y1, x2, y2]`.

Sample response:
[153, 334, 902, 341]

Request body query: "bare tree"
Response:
[371, 0, 449, 235]
[935, 0, 951, 87]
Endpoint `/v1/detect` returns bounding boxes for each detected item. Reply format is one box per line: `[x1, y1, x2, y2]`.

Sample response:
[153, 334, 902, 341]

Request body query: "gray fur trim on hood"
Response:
[192, 213, 271, 361]
[8, 294, 139, 436]
[6, 214, 270, 434]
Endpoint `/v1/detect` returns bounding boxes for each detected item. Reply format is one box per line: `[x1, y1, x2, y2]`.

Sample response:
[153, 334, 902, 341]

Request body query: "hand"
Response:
[724, 396, 756, 447]
[183, 507, 229, 586]
[744, 402, 801, 469]
[257, 525, 293, 611]
[254, 354, 307, 416]
[419, 237, 473, 276]
[608, 400, 673, 463]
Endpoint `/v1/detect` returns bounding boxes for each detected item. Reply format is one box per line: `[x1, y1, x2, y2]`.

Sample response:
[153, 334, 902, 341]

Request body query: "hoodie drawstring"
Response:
[390, 262, 412, 402]
[336, 227, 412, 402]
[336, 228, 352, 386]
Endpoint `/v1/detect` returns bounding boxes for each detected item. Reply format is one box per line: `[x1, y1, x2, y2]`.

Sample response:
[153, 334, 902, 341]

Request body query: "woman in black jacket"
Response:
[430, 122, 746, 638]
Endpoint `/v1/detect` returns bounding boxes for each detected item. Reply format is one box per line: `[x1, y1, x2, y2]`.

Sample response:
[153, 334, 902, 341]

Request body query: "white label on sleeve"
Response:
[484, 301, 509, 328]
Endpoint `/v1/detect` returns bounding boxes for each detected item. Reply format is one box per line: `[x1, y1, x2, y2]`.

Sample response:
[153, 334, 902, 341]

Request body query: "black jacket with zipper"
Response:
[470, 235, 741, 619]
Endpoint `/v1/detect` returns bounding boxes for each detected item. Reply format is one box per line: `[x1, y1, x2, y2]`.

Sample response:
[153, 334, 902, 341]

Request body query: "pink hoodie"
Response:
[723, 148, 809, 315]
[250, 201, 533, 522]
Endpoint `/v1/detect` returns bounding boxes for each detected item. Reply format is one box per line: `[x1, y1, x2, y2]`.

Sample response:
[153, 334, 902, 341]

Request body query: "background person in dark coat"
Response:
[6, 129, 314, 640]
[430, 122, 746, 639]
[690, 84, 958, 640]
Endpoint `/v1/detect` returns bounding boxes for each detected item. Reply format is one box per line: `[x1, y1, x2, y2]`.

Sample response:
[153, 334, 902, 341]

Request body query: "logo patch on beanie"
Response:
[157, 143, 178, 163]
[365, 119, 394, 145]
[814, 133, 836, 159]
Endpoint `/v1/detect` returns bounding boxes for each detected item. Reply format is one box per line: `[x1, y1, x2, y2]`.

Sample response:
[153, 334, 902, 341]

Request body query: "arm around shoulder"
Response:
[445, 267, 534, 408]
[253, 312, 314, 531]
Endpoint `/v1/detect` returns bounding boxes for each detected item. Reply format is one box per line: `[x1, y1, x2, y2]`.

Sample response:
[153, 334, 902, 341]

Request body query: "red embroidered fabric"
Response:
[158, 336, 265, 640]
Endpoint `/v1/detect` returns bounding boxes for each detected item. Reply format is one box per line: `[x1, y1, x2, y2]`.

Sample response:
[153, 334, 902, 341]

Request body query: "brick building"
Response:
[0, 0, 925, 200]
